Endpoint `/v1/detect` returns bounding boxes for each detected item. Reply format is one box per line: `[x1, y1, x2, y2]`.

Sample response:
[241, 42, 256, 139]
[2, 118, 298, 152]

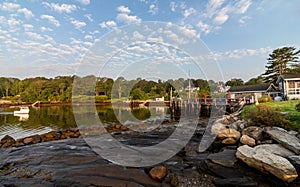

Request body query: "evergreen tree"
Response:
[262, 47, 300, 83]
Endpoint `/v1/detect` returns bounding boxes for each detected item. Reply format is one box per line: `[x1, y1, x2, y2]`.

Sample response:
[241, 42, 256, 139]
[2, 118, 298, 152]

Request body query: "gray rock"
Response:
[236, 145, 298, 182]
[265, 127, 300, 154]
[207, 149, 237, 168]
[242, 126, 263, 141]
[289, 156, 300, 173]
[254, 144, 295, 158]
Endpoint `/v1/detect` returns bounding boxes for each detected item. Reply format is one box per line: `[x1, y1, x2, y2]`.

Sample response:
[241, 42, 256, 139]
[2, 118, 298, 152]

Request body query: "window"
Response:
[288, 81, 295, 88]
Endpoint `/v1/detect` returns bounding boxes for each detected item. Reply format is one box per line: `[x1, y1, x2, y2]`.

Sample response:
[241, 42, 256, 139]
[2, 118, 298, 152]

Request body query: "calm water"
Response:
[0, 105, 170, 140]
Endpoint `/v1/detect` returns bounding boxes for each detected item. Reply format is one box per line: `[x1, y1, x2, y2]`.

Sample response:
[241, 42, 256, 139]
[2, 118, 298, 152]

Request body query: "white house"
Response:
[155, 96, 164, 101]
[276, 73, 300, 100]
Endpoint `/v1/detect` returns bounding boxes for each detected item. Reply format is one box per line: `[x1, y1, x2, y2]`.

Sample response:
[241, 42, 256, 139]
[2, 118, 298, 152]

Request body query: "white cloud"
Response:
[84, 14, 93, 22]
[214, 47, 272, 60]
[26, 32, 43, 40]
[213, 7, 230, 25]
[71, 18, 86, 29]
[133, 31, 144, 40]
[239, 16, 251, 25]
[116, 5, 141, 24]
[117, 5, 131, 14]
[77, 0, 90, 5]
[0, 2, 20, 12]
[183, 7, 196, 18]
[116, 13, 141, 24]
[40, 26, 53, 32]
[84, 35, 93, 40]
[41, 15, 60, 27]
[100, 20, 117, 28]
[23, 24, 34, 31]
[235, 0, 252, 14]
[205, 0, 224, 18]
[89, 30, 100, 35]
[42, 2, 77, 14]
[17, 8, 34, 19]
[197, 21, 212, 35]
[8, 18, 21, 27]
[180, 2, 187, 10]
[170, 2, 177, 12]
[148, 4, 158, 15]
[178, 26, 199, 39]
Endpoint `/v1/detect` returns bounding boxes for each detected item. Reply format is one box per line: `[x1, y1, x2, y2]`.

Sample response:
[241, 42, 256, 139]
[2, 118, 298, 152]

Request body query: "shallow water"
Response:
[0, 105, 170, 140]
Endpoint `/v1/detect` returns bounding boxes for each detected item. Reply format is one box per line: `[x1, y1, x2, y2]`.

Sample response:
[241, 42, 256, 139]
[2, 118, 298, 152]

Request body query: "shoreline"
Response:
[0, 100, 170, 108]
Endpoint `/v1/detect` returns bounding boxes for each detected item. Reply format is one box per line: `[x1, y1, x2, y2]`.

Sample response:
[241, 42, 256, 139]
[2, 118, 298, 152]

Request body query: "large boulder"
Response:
[242, 126, 264, 141]
[254, 144, 295, 158]
[265, 127, 300, 154]
[236, 145, 298, 182]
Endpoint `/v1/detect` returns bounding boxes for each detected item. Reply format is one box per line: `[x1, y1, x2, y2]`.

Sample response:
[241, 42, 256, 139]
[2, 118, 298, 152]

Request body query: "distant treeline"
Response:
[0, 76, 228, 103]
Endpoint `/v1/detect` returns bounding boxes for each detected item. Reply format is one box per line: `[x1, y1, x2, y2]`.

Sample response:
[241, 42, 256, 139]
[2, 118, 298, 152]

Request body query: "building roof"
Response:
[280, 73, 300, 79]
[276, 73, 300, 84]
[228, 83, 275, 93]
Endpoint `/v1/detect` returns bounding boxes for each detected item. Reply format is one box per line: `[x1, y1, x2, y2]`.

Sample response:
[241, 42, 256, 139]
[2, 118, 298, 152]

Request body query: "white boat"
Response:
[14, 106, 30, 114]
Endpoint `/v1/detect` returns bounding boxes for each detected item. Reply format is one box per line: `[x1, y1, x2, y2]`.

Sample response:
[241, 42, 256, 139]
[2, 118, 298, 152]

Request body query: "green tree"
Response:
[225, 78, 244, 87]
[245, 76, 264, 85]
[130, 88, 147, 100]
[262, 47, 300, 83]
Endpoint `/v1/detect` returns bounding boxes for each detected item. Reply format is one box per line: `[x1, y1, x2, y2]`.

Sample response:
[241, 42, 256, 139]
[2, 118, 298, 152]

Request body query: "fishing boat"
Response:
[14, 106, 30, 114]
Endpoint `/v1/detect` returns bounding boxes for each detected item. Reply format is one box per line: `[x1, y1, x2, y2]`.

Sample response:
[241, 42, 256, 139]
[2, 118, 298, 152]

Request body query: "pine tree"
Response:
[262, 47, 300, 83]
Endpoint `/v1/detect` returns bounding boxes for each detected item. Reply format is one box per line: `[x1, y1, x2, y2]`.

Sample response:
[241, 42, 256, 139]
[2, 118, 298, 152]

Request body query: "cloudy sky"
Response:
[0, 0, 299, 81]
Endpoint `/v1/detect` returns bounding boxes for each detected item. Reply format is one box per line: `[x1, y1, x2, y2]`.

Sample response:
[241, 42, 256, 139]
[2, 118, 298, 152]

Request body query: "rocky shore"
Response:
[0, 114, 300, 186]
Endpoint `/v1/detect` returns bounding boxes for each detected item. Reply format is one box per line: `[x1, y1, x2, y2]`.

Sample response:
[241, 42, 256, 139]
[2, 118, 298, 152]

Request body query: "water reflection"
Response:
[14, 113, 29, 121]
[0, 105, 170, 140]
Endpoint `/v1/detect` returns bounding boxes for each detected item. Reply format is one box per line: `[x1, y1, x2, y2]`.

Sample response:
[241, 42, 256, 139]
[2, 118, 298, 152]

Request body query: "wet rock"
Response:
[0, 138, 161, 187]
[240, 135, 256, 147]
[197, 160, 243, 179]
[213, 177, 258, 186]
[207, 149, 237, 167]
[23, 137, 33, 144]
[0, 135, 16, 148]
[42, 131, 59, 142]
[169, 173, 179, 187]
[222, 137, 237, 145]
[23, 135, 41, 145]
[265, 127, 300, 154]
[149, 166, 167, 181]
[242, 126, 263, 141]
[218, 128, 241, 140]
[236, 145, 298, 182]
[289, 156, 300, 173]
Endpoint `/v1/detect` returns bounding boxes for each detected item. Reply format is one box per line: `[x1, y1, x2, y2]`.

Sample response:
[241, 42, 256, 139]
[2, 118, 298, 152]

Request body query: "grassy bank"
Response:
[241, 100, 300, 130]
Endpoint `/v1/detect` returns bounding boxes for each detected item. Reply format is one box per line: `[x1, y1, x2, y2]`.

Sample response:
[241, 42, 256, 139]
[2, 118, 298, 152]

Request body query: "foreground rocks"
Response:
[236, 145, 298, 182]
[0, 128, 81, 148]
[265, 127, 300, 154]
[0, 114, 299, 186]
[204, 113, 300, 184]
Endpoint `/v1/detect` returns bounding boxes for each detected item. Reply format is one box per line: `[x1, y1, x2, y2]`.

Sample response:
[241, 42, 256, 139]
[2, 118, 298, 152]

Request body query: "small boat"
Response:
[14, 106, 30, 114]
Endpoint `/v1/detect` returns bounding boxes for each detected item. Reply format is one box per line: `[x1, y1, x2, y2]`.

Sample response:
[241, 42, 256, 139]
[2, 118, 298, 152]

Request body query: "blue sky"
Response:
[0, 0, 299, 82]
